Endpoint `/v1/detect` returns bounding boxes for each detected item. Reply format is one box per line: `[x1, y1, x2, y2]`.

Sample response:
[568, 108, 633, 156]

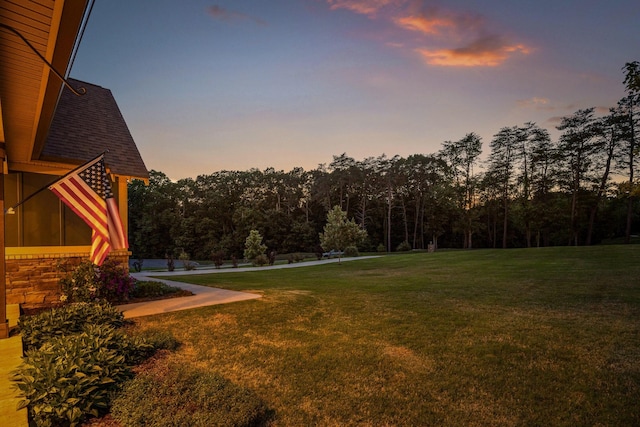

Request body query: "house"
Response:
[0, 1, 148, 337]
[5, 78, 149, 309]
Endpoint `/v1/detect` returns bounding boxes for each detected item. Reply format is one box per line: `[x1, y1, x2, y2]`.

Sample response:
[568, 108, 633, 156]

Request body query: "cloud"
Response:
[207, 5, 266, 25]
[416, 35, 530, 67]
[517, 97, 552, 109]
[392, 14, 454, 35]
[326, 0, 401, 17]
[325, 0, 531, 68]
[392, 7, 485, 37]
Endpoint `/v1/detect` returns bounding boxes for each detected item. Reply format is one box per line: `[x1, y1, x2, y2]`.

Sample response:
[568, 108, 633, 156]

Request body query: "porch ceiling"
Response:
[0, 0, 88, 163]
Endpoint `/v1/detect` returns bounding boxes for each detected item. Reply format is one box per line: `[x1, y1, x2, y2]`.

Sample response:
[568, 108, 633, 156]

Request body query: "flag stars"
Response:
[78, 159, 114, 200]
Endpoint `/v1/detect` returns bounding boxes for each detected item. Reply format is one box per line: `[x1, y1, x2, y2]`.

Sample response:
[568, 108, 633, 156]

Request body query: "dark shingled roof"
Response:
[39, 78, 149, 179]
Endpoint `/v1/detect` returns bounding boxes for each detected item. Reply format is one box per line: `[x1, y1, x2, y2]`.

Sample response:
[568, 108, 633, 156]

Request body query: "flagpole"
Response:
[3, 151, 108, 215]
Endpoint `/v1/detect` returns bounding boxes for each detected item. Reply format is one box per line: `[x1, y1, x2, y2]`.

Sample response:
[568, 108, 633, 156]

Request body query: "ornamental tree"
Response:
[244, 230, 267, 265]
[319, 206, 367, 262]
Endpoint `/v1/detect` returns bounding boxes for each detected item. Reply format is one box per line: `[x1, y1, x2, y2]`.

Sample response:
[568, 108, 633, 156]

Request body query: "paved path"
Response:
[135, 256, 380, 276]
[0, 305, 28, 427]
[120, 256, 380, 318]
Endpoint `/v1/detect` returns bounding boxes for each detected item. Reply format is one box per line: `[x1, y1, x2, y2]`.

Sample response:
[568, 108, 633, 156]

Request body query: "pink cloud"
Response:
[392, 14, 455, 35]
[326, 0, 405, 17]
[325, 0, 531, 68]
[416, 35, 530, 67]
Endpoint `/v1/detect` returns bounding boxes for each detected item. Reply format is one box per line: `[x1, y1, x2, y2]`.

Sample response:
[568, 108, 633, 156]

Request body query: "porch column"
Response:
[0, 142, 9, 338]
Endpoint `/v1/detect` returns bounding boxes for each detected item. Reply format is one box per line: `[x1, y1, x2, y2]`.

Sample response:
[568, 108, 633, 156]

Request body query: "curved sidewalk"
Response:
[117, 277, 261, 319]
[120, 256, 379, 318]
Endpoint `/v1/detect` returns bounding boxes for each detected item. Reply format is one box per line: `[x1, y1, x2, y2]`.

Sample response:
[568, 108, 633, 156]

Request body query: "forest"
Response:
[127, 62, 640, 261]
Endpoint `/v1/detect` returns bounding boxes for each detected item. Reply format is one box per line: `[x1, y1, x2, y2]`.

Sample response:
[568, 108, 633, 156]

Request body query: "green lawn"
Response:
[135, 246, 640, 426]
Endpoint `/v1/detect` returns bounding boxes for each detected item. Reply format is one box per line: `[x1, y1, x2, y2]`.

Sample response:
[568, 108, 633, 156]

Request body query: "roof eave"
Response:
[31, 1, 90, 160]
[0, 0, 90, 163]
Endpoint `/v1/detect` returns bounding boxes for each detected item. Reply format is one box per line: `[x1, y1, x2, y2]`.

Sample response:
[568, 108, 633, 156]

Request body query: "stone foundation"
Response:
[5, 250, 129, 309]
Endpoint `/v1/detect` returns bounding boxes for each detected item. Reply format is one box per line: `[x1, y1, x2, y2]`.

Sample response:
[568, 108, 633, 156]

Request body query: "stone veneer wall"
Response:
[5, 250, 130, 309]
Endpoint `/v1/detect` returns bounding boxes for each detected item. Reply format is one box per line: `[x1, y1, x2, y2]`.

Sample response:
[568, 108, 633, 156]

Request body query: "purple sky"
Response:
[71, 0, 640, 180]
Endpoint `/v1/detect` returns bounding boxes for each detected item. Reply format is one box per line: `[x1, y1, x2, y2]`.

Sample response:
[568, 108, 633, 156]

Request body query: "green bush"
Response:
[287, 253, 306, 264]
[396, 241, 412, 252]
[58, 259, 134, 304]
[343, 246, 359, 257]
[13, 302, 179, 426]
[111, 363, 270, 427]
[179, 251, 197, 271]
[58, 260, 99, 303]
[129, 280, 183, 299]
[12, 324, 151, 427]
[253, 254, 269, 267]
[377, 243, 387, 253]
[19, 302, 125, 351]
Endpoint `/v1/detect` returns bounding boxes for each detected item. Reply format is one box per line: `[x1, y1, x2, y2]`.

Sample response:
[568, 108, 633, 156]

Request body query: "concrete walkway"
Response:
[120, 256, 379, 318]
[136, 255, 380, 277]
[0, 305, 28, 427]
[117, 278, 262, 318]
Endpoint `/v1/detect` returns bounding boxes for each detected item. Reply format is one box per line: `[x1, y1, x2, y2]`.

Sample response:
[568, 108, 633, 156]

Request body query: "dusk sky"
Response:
[71, 0, 639, 180]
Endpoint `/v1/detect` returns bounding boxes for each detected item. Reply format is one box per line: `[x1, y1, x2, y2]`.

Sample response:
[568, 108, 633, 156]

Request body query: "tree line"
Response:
[128, 62, 639, 260]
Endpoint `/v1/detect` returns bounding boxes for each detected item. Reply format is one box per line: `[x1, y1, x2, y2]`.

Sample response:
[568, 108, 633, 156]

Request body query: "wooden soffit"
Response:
[0, 0, 89, 164]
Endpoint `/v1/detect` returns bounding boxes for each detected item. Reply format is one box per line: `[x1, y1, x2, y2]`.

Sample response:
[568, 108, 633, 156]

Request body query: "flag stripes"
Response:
[107, 198, 128, 249]
[50, 177, 109, 240]
[48, 154, 128, 265]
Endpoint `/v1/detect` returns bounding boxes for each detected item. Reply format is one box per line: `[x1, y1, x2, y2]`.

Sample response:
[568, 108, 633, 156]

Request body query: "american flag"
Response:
[49, 155, 128, 265]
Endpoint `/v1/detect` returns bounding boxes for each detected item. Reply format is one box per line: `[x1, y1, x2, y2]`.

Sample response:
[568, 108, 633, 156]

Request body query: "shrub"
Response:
[19, 302, 125, 351]
[396, 240, 412, 252]
[377, 243, 387, 253]
[58, 259, 135, 304]
[253, 254, 269, 267]
[129, 280, 184, 299]
[58, 260, 100, 303]
[13, 303, 176, 427]
[343, 246, 359, 257]
[111, 363, 270, 427]
[212, 250, 226, 269]
[98, 259, 136, 302]
[12, 323, 151, 427]
[179, 251, 196, 271]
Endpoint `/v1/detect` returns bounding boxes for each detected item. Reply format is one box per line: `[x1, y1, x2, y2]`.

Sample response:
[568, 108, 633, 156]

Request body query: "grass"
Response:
[131, 246, 640, 426]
